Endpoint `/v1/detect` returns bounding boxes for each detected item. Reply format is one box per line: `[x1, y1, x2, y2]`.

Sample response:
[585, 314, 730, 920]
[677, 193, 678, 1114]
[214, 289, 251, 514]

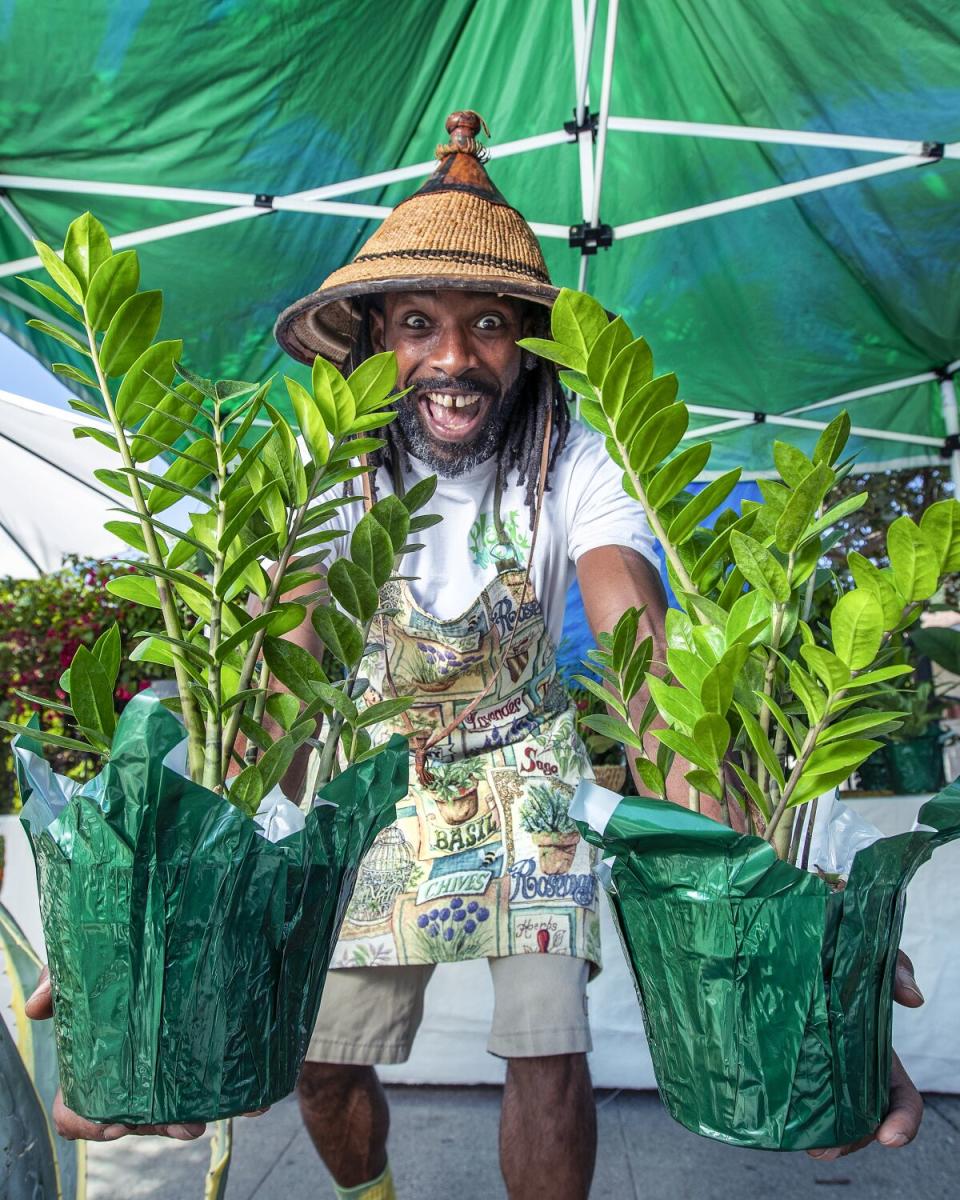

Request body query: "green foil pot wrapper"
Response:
[14, 692, 407, 1125]
[570, 779, 960, 1151]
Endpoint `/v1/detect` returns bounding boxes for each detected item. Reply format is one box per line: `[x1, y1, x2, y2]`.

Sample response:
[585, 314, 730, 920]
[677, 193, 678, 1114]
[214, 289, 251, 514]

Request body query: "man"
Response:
[29, 111, 924, 1194]
[269, 112, 926, 1199]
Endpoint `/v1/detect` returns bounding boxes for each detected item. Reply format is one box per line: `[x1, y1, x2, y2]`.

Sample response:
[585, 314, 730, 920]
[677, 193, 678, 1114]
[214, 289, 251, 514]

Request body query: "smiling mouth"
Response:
[418, 389, 493, 441]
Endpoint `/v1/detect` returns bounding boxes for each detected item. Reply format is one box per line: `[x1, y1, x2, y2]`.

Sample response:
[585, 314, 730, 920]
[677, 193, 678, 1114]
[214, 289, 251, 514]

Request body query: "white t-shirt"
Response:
[327, 421, 658, 645]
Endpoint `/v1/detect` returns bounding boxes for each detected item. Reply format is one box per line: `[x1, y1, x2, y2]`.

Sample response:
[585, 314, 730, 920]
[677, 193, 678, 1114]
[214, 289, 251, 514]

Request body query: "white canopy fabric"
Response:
[0, 388, 194, 578]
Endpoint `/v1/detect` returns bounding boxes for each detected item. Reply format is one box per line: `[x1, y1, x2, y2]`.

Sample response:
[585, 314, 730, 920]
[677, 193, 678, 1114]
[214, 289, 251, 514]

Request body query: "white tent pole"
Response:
[684, 403, 944, 447]
[682, 417, 754, 439]
[940, 373, 960, 494]
[609, 116, 958, 159]
[0, 283, 74, 333]
[785, 370, 941, 415]
[0, 191, 39, 246]
[571, 0, 597, 227]
[589, 0, 619, 231]
[614, 152, 941, 239]
[575, 0, 599, 124]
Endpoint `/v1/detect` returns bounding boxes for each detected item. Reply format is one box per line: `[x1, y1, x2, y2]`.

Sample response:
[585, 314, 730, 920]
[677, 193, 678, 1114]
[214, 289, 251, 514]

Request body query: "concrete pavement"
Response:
[86, 1087, 960, 1200]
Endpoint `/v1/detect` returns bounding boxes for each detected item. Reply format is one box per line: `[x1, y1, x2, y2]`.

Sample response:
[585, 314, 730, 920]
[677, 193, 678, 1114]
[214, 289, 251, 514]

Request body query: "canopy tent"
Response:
[0, 0, 958, 481]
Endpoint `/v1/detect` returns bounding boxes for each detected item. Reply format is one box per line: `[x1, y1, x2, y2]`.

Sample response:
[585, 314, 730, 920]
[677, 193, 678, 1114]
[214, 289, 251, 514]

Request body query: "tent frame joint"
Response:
[254, 193, 274, 209]
[935, 364, 956, 383]
[940, 433, 960, 458]
[921, 141, 945, 162]
[569, 220, 613, 255]
[564, 108, 599, 142]
[753, 411, 767, 423]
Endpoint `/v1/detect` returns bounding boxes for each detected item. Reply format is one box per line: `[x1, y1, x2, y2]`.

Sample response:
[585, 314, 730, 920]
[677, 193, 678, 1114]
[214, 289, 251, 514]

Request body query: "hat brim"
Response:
[274, 274, 561, 368]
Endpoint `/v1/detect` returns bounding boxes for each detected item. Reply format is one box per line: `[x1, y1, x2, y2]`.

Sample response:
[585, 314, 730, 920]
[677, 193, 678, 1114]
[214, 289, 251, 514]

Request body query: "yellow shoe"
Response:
[333, 1163, 396, 1200]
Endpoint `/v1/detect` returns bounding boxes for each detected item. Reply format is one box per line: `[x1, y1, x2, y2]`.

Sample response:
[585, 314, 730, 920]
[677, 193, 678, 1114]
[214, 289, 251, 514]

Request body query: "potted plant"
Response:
[427, 757, 484, 824]
[1, 213, 437, 1125]
[522, 289, 960, 1151]
[519, 782, 581, 874]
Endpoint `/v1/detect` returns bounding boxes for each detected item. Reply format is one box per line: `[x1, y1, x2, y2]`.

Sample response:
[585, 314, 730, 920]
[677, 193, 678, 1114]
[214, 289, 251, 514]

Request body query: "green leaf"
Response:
[25, 318, 89, 356]
[550, 288, 609, 373]
[773, 441, 815, 488]
[286, 375, 330, 464]
[327, 558, 379, 622]
[801, 491, 868, 544]
[585, 316, 633, 387]
[216, 533, 276, 601]
[17, 275, 83, 321]
[647, 675, 703, 732]
[580, 398, 610, 434]
[911, 626, 960, 676]
[684, 768, 724, 803]
[667, 469, 742, 546]
[351, 513, 395, 587]
[559, 370, 598, 401]
[580, 712, 645, 751]
[115, 339, 181, 424]
[693, 714, 731, 763]
[730, 763, 773, 819]
[91, 622, 122, 688]
[601, 339, 657, 421]
[129, 382, 204, 462]
[53, 361, 97, 387]
[347, 352, 398, 414]
[615, 374, 679, 452]
[0, 719, 101, 756]
[265, 692, 302, 731]
[635, 758, 666, 796]
[356, 697, 415, 728]
[256, 734, 297, 796]
[725, 589, 772, 647]
[86, 249, 140, 331]
[312, 605, 365, 668]
[819, 711, 904, 744]
[665, 648, 710, 696]
[400, 474, 437, 514]
[886, 515, 939, 602]
[651, 726, 716, 774]
[63, 212, 112, 290]
[73, 424, 118, 452]
[229, 765, 264, 816]
[759, 694, 802, 755]
[645, 443, 712, 508]
[789, 660, 827, 724]
[734, 701, 785, 789]
[312, 356, 355, 434]
[729, 531, 790, 603]
[789, 739, 881, 807]
[700, 663, 734, 715]
[813, 412, 851, 466]
[572, 673, 628, 720]
[263, 636, 328, 700]
[844, 664, 913, 689]
[627, 401, 688, 473]
[800, 644, 851, 694]
[774, 463, 832, 552]
[33, 238, 83, 303]
[370, 494, 411, 553]
[919, 499, 960, 573]
[69, 645, 116, 749]
[105, 574, 162, 608]
[847, 552, 903, 629]
[831, 589, 884, 671]
[100, 290, 163, 376]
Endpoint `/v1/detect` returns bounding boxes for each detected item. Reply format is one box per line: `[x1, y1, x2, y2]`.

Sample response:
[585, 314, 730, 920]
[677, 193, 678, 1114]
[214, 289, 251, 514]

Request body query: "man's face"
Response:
[370, 290, 529, 476]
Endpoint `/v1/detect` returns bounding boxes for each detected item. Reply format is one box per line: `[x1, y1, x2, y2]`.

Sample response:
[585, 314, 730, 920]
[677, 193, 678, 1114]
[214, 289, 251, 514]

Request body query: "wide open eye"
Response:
[400, 312, 430, 330]
[475, 313, 505, 331]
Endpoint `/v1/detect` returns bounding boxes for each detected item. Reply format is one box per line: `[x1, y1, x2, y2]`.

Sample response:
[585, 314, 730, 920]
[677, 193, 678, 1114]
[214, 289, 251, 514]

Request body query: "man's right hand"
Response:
[25, 967, 206, 1142]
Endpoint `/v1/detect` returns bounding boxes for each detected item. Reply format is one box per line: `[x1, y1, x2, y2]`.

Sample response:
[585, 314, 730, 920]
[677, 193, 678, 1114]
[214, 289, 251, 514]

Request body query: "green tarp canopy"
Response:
[1, 0, 958, 478]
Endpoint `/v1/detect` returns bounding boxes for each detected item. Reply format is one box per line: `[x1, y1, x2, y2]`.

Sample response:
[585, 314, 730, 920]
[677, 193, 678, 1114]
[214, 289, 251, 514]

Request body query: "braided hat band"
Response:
[274, 111, 560, 368]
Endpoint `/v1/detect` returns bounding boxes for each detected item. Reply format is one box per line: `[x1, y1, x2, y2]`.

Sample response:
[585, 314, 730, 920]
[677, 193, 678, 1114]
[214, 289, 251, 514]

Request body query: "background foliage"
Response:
[0, 555, 166, 811]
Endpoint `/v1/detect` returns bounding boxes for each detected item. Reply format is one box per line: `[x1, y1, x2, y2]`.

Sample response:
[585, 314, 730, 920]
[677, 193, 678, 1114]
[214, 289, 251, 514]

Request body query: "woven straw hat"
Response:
[274, 111, 559, 367]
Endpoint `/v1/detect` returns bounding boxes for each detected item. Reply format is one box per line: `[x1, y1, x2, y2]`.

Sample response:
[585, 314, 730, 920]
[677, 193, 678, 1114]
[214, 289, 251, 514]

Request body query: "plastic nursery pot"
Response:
[14, 692, 408, 1126]
[888, 727, 945, 795]
[570, 779, 960, 1152]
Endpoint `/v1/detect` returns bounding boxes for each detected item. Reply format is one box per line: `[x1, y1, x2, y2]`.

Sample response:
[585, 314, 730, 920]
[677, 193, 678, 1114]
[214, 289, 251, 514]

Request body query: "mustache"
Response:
[405, 375, 497, 398]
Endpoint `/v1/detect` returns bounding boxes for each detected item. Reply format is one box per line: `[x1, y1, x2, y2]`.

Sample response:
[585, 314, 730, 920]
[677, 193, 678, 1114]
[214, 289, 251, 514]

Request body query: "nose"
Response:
[428, 321, 479, 378]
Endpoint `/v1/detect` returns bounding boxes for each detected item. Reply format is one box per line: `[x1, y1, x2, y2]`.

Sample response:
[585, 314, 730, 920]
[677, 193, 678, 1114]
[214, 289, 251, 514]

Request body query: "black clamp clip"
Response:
[753, 412, 767, 424]
[921, 141, 945, 162]
[565, 109, 599, 141]
[254, 193, 275, 209]
[569, 222, 613, 255]
[941, 433, 960, 459]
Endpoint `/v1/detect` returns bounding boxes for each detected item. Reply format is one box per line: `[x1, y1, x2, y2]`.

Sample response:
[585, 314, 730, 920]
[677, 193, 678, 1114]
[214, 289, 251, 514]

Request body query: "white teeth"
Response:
[423, 391, 480, 409]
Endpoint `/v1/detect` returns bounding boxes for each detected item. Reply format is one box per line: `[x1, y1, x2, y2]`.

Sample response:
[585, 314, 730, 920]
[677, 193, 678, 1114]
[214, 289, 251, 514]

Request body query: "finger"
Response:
[241, 1107, 270, 1118]
[25, 966, 53, 1021]
[53, 1093, 129, 1142]
[894, 951, 924, 1008]
[877, 1054, 923, 1148]
[128, 1123, 205, 1140]
[807, 1134, 874, 1161]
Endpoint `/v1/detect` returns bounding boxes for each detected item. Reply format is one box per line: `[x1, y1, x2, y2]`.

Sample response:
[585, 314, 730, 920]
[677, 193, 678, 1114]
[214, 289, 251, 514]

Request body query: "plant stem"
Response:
[617, 455, 697, 595]
[202, 402, 227, 792]
[83, 317, 206, 778]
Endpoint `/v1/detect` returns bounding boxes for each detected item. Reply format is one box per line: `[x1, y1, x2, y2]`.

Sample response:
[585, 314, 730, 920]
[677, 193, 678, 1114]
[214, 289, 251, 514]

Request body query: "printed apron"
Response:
[331, 560, 601, 972]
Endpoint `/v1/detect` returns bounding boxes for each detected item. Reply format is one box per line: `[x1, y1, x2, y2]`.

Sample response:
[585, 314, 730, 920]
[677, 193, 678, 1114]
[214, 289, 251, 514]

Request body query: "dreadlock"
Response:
[343, 297, 570, 528]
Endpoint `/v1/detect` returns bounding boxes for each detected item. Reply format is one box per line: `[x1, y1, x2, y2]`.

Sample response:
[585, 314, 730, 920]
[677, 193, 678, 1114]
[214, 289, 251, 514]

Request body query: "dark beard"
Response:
[393, 374, 524, 478]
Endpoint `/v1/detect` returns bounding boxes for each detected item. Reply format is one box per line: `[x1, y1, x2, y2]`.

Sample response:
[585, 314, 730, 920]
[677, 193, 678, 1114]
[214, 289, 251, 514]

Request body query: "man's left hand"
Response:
[807, 952, 924, 1160]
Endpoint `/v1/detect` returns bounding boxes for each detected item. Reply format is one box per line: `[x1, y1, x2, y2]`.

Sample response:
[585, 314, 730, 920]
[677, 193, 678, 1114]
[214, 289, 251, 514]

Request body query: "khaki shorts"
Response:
[306, 955, 591, 1064]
